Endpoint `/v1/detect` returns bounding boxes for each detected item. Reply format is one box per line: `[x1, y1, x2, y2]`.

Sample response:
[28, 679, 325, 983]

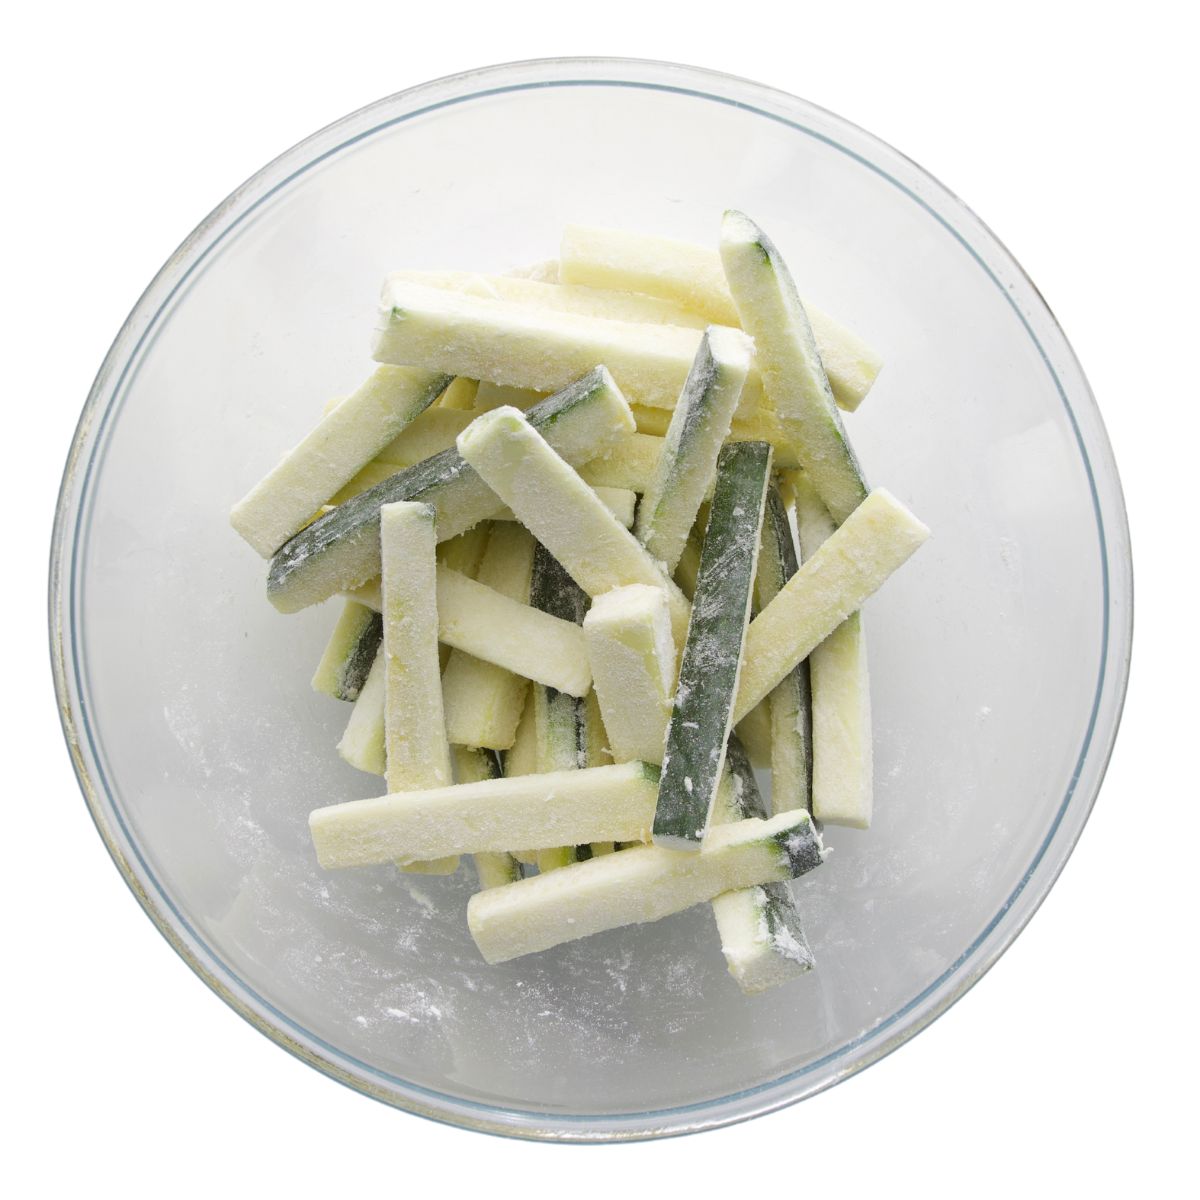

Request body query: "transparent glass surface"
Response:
[50, 59, 1132, 1140]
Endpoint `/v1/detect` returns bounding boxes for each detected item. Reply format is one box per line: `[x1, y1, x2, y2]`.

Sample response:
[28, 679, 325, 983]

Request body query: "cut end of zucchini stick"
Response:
[712, 883, 815, 994]
[733, 487, 929, 725]
[583, 584, 675, 766]
[467, 808, 826, 964]
[308, 761, 661, 869]
[709, 743, 814, 992]
[654, 441, 772, 850]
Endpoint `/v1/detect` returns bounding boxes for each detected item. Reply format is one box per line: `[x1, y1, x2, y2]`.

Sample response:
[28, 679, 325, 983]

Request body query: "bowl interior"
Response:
[58, 64, 1125, 1134]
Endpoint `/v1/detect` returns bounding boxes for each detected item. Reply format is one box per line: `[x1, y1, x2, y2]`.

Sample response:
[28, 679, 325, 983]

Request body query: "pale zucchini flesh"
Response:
[635, 326, 753, 573]
[336, 652, 386, 776]
[375, 407, 475, 466]
[387, 269, 711, 329]
[720, 210, 867, 524]
[441, 523, 535, 750]
[436, 567, 592, 698]
[267, 367, 634, 613]
[381, 503, 457, 873]
[309, 761, 662, 868]
[757, 483, 812, 814]
[583, 584, 675, 766]
[734, 700, 774, 770]
[456, 406, 691, 647]
[467, 808, 826, 964]
[733, 487, 927, 724]
[709, 736, 815, 992]
[379, 503, 452, 793]
[502, 688, 541, 867]
[559, 224, 881, 412]
[231, 366, 450, 558]
[450, 746, 521, 889]
[311, 601, 382, 702]
[655, 441, 772, 849]
[374, 279, 763, 414]
[578, 432, 664, 493]
[436, 522, 492, 579]
[792, 471, 874, 829]
[471, 381, 547, 411]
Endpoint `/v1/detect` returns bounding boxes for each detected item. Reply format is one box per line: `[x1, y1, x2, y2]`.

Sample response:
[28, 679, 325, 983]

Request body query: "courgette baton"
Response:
[267, 367, 633, 612]
[790, 470, 874, 828]
[733, 488, 929, 725]
[231, 366, 450, 557]
[710, 736, 815, 992]
[720, 210, 867, 524]
[456, 406, 692, 647]
[311, 601, 383, 702]
[450, 746, 521, 890]
[635, 326, 753, 572]
[467, 808, 826, 964]
[757, 482, 813, 813]
[654, 441, 772, 849]
[309, 761, 662, 869]
[559, 224, 882, 412]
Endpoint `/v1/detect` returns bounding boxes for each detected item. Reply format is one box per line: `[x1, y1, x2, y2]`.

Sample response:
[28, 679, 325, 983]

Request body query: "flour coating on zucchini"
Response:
[336, 652, 386, 776]
[654, 441, 772, 850]
[757, 482, 813, 813]
[791, 471, 874, 829]
[733, 488, 930, 724]
[309, 761, 661, 868]
[267, 367, 633, 613]
[441, 523, 535, 750]
[467, 808, 826, 964]
[720, 211, 867, 524]
[559, 224, 882, 412]
[387, 269, 710, 329]
[583, 584, 675, 766]
[450, 746, 521, 889]
[374, 279, 762, 414]
[709, 736, 815, 992]
[231, 366, 450, 557]
[457, 405, 692, 647]
[379, 503, 452, 793]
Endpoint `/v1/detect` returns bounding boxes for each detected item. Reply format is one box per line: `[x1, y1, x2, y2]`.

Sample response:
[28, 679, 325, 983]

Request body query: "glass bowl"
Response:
[50, 58, 1132, 1141]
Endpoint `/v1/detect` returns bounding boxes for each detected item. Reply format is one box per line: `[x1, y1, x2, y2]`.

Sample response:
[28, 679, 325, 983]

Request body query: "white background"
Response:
[4, 2, 1194, 1195]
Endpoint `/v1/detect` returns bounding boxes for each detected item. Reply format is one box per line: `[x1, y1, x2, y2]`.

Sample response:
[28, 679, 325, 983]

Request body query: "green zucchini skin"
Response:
[268, 368, 619, 612]
[530, 543, 590, 872]
[653, 441, 772, 848]
[338, 611, 383, 701]
[723, 733, 768, 820]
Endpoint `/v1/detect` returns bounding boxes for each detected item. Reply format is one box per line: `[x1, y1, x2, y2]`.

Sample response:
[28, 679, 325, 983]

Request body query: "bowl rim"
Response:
[48, 55, 1134, 1142]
